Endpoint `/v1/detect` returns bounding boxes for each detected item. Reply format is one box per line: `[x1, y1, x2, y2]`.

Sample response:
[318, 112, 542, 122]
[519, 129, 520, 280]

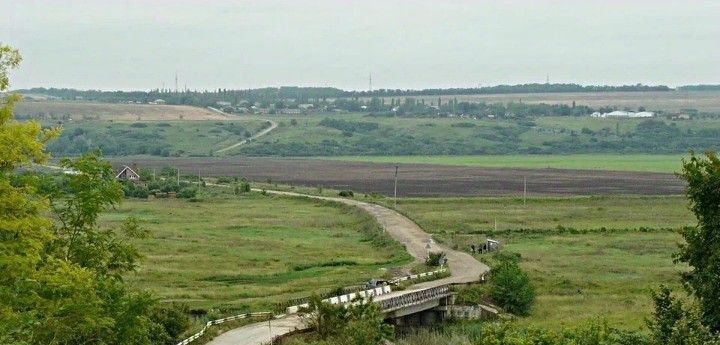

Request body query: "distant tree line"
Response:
[15, 83, 677, 109]
[677, 84, 720, 91]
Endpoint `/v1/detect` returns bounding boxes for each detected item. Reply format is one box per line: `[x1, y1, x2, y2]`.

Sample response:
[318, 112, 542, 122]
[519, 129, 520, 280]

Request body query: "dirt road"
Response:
[215, 119, 278, 154]
[206, 190, 487, 345]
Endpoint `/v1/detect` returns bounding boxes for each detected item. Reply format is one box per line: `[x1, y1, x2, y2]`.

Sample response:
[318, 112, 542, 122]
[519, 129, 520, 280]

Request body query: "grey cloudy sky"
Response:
[2, 0, 719, 91]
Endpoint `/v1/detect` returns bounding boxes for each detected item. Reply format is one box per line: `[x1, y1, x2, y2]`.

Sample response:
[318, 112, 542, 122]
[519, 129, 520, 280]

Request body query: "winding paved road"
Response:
[206, 190, 488, 345]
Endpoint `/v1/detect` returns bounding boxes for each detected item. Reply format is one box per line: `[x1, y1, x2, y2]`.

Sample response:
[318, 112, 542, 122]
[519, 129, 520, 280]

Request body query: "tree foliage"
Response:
[676, 151, 720, 332]
[646, 286, 720, 345]
[300, 295, 393, 345]
[0, 44, 188, 345]
[489, 255, 536, 316]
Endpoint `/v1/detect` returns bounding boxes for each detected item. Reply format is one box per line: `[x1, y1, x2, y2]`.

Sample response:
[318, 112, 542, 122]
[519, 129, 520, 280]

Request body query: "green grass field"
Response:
[103, 192, 411, 314]
[388, 195, 693, 328]
[505, 231, 683, 329]
[236, 112, 719, 158]
[46, 120, 268, 157]
[101, 182, 694, 329]
[389, 196, 693, 234]
[321, 154, 687, 173]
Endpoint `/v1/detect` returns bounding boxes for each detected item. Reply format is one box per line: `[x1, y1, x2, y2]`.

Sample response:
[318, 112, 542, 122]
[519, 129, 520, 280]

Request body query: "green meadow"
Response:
[321, 154, 686, 173]
[386, 195, 694, 328]
[103, 192, 411, 314]
[46, 119, 269, 157]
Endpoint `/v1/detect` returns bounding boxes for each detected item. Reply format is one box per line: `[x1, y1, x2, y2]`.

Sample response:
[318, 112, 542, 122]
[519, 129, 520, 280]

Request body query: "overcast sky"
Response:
[2, 0, 719, 91]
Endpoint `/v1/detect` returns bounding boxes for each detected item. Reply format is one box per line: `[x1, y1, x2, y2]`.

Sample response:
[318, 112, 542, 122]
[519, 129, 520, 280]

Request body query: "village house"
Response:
[116, 165, 141, 181]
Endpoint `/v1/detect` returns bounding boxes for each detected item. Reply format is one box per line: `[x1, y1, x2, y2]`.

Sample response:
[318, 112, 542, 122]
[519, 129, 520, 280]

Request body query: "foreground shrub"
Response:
[177, 187, 197, 199]
[297, 295, 393, 345]
[489, 257, 535, 315]
[426, 251, 446, 267]
[396, 321, 650, 345]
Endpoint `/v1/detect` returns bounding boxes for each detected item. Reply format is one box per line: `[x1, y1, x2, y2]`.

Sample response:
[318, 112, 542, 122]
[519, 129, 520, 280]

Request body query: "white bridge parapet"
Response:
[283, 268, 447, 314]
[285, 286, 392, 314]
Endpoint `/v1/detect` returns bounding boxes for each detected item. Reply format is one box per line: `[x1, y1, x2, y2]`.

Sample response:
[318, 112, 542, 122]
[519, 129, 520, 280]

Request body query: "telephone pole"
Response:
[393, 165, 399, 208]
[369, 72, 373, 92]
[523, 176, 527, 205]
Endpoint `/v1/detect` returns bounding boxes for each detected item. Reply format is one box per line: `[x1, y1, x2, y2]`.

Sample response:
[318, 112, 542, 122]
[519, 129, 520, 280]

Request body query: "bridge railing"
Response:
[378, 285, 451, 312]
[175, 312, 281, 345]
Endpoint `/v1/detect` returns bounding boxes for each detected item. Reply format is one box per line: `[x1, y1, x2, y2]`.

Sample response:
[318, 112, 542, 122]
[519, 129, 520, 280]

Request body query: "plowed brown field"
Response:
[116, 157, 684, 197]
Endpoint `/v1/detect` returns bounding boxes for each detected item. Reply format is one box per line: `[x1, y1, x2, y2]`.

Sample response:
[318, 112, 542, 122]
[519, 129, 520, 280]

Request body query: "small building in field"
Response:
[116, 165, 141, 181]
[671, 114, 691, 120]
[592, 111, 654, 118]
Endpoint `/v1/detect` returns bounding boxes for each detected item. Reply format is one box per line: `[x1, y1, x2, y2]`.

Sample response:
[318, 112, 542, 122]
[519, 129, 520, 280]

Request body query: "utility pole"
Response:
[393, 165, 399, 208]
[176, 168, 180, 187]
[523, 176, 527, 205]
[369, 72, 373, 92]
[198, 169, 201, 187]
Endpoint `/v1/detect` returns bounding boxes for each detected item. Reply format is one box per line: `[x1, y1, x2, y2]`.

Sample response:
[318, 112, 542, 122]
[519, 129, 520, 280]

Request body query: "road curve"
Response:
[206, 190, 488, 345]
[265, 191, 489, 285]
[215, 119, 278, 154]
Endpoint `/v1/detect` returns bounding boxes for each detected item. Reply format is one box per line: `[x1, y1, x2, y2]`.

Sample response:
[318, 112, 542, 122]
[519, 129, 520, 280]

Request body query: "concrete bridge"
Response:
[377, 285, 454, 325]
[200, 190, 490, 345]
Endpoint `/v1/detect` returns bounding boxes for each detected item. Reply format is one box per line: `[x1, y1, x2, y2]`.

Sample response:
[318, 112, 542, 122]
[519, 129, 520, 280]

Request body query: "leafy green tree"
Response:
[240, 181, 251, 193]
[0, 44, 188, 345]
[647, 286, 719, 345]
[489, 256, 536, 316]
[647, 285, 685, 343]
[677, 151, 720, 331]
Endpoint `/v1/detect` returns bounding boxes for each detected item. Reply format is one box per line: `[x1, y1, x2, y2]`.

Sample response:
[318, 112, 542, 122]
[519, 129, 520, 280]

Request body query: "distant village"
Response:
[21, 89, 699, 121]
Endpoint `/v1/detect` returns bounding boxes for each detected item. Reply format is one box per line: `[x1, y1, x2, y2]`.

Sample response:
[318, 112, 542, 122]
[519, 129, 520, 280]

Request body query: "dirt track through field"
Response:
[215, 120, 278, 154]
[119, 158, 685, 197]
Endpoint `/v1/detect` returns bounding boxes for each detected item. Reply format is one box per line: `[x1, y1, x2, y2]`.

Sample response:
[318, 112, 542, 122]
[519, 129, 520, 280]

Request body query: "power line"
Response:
[393, 165, 398, 209]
